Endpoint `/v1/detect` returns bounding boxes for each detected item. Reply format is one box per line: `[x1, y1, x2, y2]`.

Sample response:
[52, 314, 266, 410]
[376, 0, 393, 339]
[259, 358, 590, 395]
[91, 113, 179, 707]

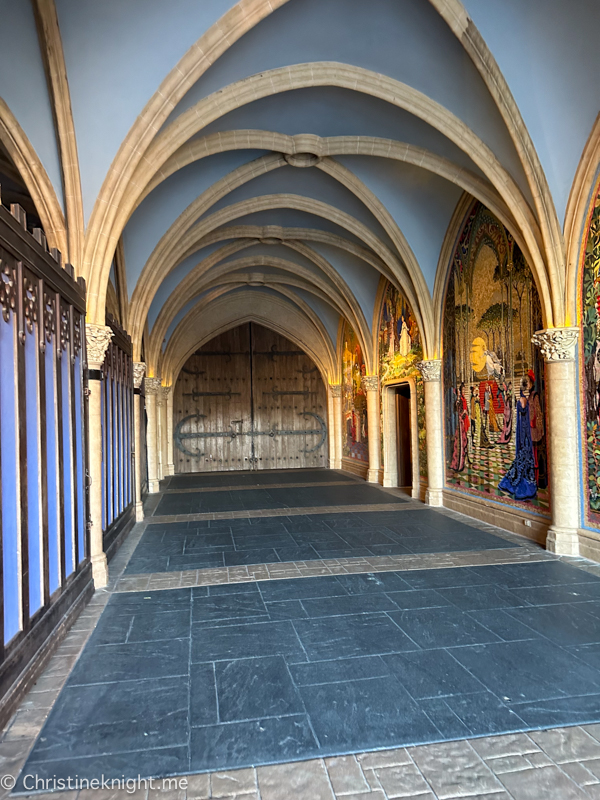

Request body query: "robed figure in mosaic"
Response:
[498, 372, 537, 500]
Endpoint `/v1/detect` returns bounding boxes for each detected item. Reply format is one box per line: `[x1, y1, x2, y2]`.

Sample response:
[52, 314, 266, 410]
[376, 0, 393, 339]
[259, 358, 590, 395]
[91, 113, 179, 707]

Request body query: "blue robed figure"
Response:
[498, 373, 537, 500]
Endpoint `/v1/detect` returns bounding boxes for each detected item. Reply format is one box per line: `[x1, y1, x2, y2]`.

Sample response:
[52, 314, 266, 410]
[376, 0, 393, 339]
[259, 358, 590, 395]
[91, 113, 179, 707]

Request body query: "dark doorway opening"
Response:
[396, 384, 412, 488]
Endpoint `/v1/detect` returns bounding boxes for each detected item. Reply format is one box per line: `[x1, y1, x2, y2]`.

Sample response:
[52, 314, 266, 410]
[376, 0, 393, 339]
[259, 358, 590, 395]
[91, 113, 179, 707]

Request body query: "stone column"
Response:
[145, 378, 161, 494]
[532, 327, 581, 555]
[156, 385, 165, 481]
[166, 386, 175, 476]
[132, 362, 146, 522]
[330, 384, 343, 470]
[85, 323, 113, 588]
[417, 360, 444, 507]
[363, 376, 381, 483]
[327, 385, 335, 468]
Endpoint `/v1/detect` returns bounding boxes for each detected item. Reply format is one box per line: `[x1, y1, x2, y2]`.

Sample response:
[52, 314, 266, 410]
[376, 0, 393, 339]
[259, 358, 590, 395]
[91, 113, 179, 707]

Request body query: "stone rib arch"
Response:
[162, 290, 336, 387]
[81, 0, 291, 296]
[0, 96, 67, 256]
[128, 194, 430, 363]
[147, 250, 372, 374]
[564, 113, 600, 325]
[428, 0, 565, 318]
[127, 149, 433, 354]
[87, 62, 550, 326]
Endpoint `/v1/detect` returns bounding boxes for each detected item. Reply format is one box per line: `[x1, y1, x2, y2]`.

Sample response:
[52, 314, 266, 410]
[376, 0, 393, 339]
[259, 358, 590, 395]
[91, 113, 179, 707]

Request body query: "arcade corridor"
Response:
[3, 0, 600, 797]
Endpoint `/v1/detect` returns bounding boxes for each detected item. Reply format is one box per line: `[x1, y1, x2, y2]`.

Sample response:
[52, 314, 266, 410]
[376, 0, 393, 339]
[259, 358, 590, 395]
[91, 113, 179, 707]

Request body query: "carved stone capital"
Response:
[144, 377, 162, 396]
[531, 327, 579, 362]
[362, 375, 380, 392]
[85, 324, 112, 369]
[417, 359, 442, 382]
[160, 385, 172, 401]
[329, 384, 342, 398]
[133, 362, 146, 389]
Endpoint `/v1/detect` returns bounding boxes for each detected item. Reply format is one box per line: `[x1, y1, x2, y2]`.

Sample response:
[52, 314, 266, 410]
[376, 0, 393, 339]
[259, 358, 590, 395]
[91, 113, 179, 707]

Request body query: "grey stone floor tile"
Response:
[409, 740, 504, 798]
[524, 751, 554, 768]
[484, 754, 534, 773]
[324, 756, 370, 795]
[182, 772, 211, 799]
[356, 749, 412, 769]
[468, 733, 540, 759]
[499, 765, 590, 799]
[575, 757, 600, 780]
[560, 760, 600, 786]
[257, 760, 335, 800]
[528, 727, 600, 763]
[374, 762, 432, 797]
[209, 768, 256, 797]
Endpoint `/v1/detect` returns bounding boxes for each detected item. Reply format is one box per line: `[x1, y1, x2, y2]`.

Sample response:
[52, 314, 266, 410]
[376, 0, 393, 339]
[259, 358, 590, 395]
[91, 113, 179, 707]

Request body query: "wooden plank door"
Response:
[173, 323, 328, 472]
[251, 325, 328, 470]
[173, 326, 253, 472]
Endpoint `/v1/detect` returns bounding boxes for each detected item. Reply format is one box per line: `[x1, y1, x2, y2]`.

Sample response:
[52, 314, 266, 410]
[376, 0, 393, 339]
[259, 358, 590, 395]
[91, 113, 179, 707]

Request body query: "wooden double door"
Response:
[173, 323, 328, 472]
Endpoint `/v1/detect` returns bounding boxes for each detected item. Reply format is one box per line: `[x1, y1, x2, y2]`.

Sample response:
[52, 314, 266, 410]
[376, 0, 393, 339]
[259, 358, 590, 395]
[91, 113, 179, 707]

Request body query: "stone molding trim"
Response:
[144, 377, 162, 395]
[85, 324, 113, 370]
[362, 375, 380, 392]
[132, 362, 146, 389]
[531, 327, 579, 362]
[417, 359, 442, 382]
[329, 384, 342, 398]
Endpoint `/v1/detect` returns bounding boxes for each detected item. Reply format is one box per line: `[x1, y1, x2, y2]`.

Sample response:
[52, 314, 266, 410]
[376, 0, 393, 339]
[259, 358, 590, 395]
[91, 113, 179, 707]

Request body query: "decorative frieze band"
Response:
[329, 384, 342, 398]
[362, 375, 380, 392]
[531, 327, 579, 362]
[85, 324, 113, 369]
[133, 362, 146, 389]
[417, 359, 442, 382]
[144, 377, 162, 396]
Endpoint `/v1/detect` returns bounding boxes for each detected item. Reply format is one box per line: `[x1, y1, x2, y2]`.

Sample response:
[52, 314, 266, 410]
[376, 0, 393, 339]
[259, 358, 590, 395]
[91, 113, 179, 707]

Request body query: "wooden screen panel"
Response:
[173, 324, 328, 473]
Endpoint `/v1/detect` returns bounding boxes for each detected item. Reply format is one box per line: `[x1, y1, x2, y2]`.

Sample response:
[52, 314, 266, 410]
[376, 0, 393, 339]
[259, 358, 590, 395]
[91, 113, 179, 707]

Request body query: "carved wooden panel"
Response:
[173, 323, 328, 473]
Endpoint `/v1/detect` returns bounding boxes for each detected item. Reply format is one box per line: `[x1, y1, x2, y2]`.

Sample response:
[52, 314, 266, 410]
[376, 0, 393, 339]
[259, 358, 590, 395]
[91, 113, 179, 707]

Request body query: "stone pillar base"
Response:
[367, 468, 380, 483]
[426, 488, 444, 507]
[546, 526, 579, 556]
[412, 485, 421, 500]
[91, 553, 109, 589]
[166, 463, 175, 476]
[332, 459, 342, 470]
[135, 501, 145, 522]
[149, 479, 160, 494]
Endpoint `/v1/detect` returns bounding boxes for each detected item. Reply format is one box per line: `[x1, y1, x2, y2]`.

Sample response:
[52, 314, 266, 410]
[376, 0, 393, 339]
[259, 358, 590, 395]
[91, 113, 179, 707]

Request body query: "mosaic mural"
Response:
[443, 202, 548, 511]
[377, 281, 427, 477]
[342, 322, 368, 463]
[582, 183, 600, 523]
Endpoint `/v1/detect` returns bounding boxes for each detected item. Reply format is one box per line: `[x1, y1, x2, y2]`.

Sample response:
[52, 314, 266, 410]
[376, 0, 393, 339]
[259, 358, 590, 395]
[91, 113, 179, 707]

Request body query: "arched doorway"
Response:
[172, 323, 328, 472]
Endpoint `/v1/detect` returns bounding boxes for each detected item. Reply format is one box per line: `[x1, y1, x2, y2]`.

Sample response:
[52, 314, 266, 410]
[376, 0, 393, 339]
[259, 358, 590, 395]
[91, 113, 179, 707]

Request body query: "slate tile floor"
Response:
[17, 559, 600, 785]
[126, 510, 515, 574]
[13, 468, 600, 797]
[152, 482, 405, 516]
[166, 467, 356, 490]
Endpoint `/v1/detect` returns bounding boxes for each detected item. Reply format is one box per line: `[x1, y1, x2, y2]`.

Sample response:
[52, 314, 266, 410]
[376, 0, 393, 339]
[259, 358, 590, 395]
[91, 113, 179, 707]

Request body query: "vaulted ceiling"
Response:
[0, 0, 598, 382]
